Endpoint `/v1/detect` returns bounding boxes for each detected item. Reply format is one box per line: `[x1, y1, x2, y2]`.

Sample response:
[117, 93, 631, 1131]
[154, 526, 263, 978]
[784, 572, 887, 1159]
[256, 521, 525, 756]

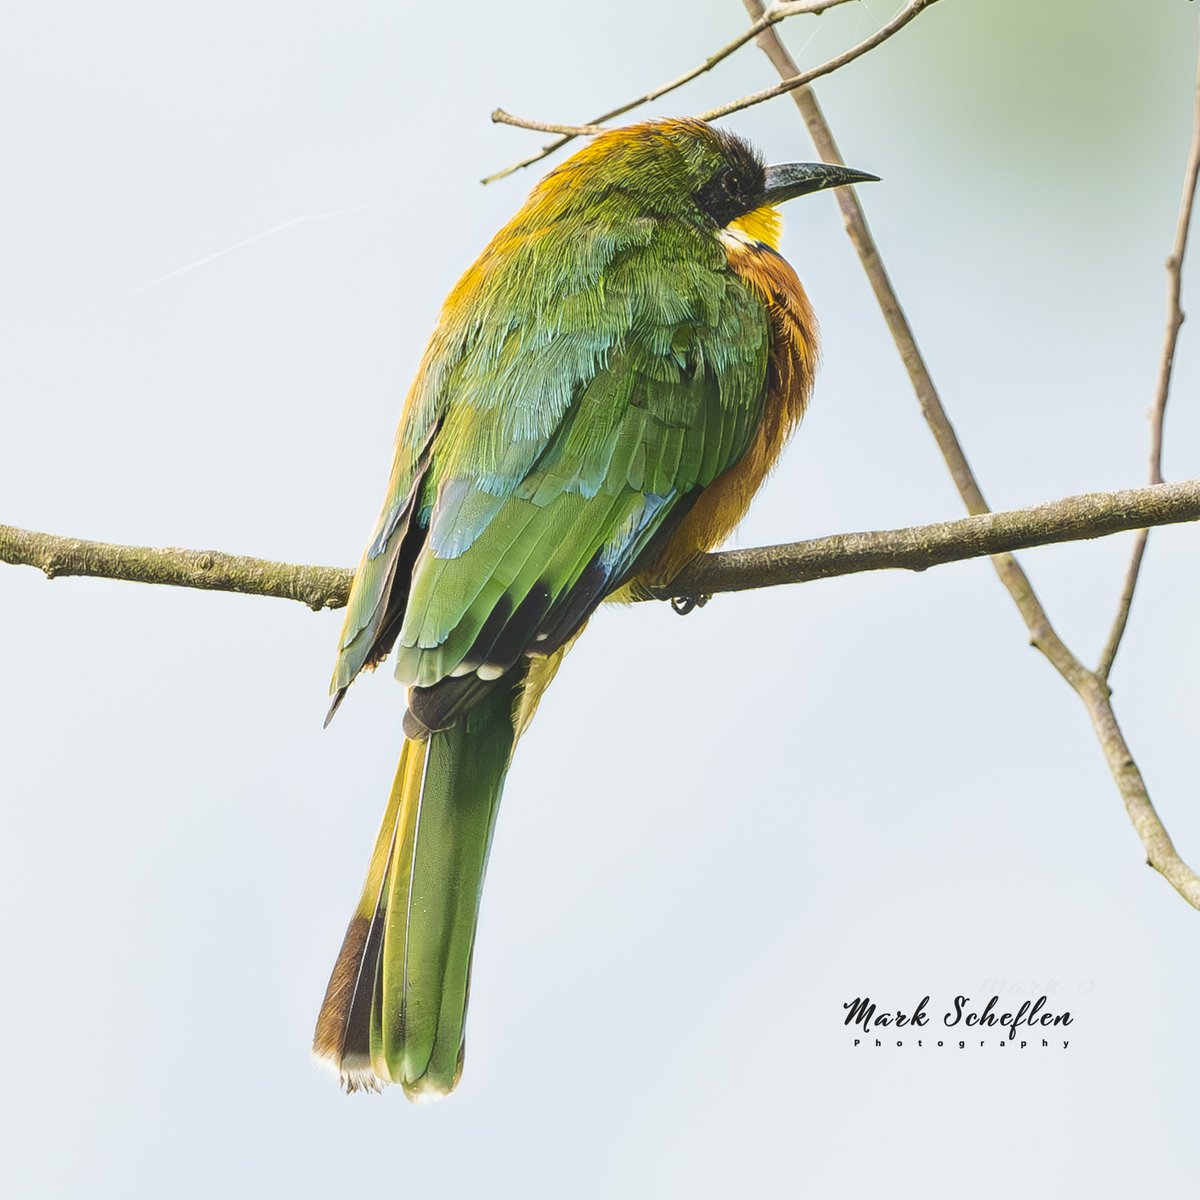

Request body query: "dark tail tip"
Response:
[324, 688, 348, 728]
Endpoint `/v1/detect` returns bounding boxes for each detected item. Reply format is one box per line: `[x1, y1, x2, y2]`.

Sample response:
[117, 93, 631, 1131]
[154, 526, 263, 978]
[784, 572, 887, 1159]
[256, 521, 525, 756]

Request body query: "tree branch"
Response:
[697, 0, 940, 123]
[489, 112, 607, 139]
[743, 0, 1200, 910]
[482, 0, 924, 185]
[0, 528, 351, 611]
[1097, 28, 1200, 681]
[657, 480, 1200, 598]
[3, 481, 1198, 614]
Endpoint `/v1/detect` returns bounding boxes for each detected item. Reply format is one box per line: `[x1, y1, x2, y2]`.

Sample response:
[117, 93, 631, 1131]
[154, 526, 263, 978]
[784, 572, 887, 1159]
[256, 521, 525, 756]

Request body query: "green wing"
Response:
[332, 216, 770, 706]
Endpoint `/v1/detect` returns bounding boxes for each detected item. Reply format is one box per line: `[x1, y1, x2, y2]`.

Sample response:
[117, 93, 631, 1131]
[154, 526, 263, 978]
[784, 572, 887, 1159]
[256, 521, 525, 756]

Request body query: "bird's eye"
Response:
[694, 164, 751, 225]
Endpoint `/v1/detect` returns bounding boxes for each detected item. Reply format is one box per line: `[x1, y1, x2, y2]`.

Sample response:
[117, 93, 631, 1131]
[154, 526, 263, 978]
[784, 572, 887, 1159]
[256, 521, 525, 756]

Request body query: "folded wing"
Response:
[330, 218, 771, 715]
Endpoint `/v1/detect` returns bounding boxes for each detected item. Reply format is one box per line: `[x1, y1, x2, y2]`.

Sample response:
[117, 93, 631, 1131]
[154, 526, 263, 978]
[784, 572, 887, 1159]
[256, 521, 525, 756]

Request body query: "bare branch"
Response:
[482, 0, 906, 185]
[657, 481, 1200, 598]
[0, 527, 351, 612]
[3, 482, 1199, 617]
[490, 112, 606, 138]
[1097, 28, 1200, 680]
[698, 0, 941, 123]
[744, 0, 1200, 910]
[1078, 679, 1200, 910]
[746, 6, 1072, 652]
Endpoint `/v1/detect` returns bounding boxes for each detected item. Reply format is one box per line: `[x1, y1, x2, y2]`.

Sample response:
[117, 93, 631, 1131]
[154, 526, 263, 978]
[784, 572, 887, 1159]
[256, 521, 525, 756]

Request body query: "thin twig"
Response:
[1097, 32, 1200, 681]
[4, 481, 1199, 611]
[491, 3, 855, 143]
[744, 0, 1200, 910]
[699, 0, 940, 123]
[482, 0, 909, 185]
[490, 112, 607, 138]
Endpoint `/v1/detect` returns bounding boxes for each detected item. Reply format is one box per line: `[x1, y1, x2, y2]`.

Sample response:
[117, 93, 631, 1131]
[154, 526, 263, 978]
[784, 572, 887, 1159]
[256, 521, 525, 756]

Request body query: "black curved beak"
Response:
[762, 162, 880, 204]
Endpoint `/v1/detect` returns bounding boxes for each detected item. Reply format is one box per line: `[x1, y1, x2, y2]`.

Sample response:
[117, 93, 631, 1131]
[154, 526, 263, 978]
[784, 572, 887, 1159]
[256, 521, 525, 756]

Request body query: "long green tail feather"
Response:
[312, 739, 421, 1092]
[313, 675, 521, 1102]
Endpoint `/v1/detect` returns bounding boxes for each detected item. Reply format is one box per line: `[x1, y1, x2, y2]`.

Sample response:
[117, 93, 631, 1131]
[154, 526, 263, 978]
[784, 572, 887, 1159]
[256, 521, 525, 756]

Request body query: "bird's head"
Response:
[533, 118, 877, 251]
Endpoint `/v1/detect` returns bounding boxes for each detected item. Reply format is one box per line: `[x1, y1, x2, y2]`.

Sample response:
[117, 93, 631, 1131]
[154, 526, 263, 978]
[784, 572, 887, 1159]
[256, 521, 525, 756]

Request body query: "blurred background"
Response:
[2, 1, 1198, 1194]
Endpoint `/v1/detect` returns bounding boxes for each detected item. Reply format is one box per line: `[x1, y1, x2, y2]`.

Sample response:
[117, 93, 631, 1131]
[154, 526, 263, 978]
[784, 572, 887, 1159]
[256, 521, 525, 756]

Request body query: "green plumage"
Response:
[378, 679, 519, 1098]
[317, 120, 800, 1101]
[335, 188, 769, 694]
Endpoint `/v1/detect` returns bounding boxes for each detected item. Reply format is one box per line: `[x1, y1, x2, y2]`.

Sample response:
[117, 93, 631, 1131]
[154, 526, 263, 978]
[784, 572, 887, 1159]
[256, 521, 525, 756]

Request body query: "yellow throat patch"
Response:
[726, 203, 783, 250]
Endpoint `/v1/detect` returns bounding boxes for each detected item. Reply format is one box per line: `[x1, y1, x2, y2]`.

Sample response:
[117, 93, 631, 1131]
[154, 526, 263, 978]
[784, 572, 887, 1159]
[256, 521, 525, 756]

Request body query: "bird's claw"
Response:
[670, 593, 710, 616]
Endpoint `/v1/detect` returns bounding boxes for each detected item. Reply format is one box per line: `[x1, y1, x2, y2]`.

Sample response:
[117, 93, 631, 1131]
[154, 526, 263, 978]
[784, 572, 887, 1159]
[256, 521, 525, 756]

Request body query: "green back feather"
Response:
[334, 124, 772, 697]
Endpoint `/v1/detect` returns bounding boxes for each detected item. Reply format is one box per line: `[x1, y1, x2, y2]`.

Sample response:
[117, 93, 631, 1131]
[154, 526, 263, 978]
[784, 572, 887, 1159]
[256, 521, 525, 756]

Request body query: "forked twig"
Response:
[483, 0, 933, 183]
[743, 0, 1200, 909]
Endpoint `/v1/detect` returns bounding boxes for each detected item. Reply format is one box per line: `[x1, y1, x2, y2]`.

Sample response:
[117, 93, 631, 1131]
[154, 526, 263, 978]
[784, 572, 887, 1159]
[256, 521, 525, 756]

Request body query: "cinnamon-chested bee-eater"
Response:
[313, 118, 875, 1101]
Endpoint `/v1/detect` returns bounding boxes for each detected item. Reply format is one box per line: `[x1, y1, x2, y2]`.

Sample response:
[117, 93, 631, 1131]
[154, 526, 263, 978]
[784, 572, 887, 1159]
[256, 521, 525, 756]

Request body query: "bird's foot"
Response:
[669, 593, 710, 616]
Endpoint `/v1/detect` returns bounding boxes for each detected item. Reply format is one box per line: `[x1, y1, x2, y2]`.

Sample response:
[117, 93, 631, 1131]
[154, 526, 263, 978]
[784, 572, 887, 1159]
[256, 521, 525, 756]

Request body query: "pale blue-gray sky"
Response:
[2, 2, 1198, 1195]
